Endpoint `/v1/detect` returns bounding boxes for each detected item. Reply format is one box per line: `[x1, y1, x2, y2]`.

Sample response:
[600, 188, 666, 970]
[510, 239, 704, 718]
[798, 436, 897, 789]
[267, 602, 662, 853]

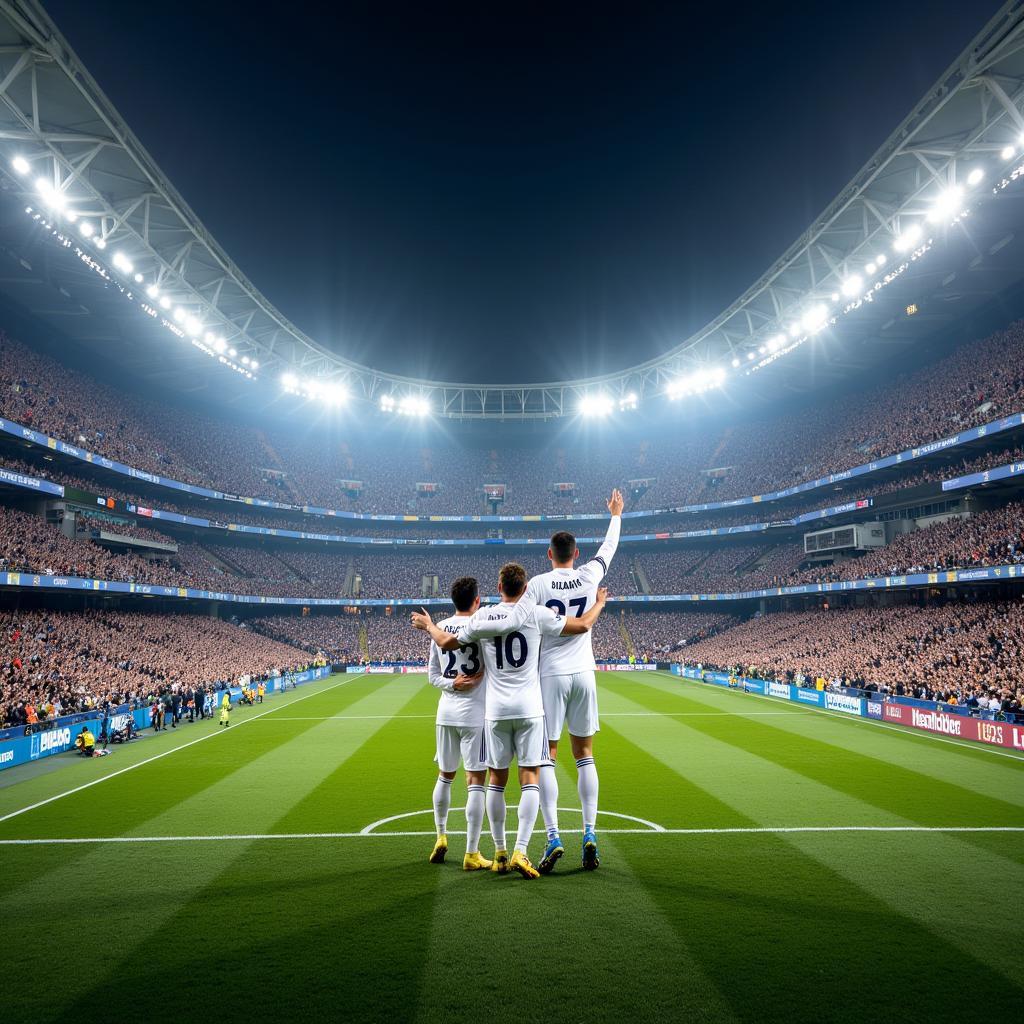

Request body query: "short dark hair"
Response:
[550, 531, 577, 563]
[498, 562, 528, 599]
[450, 576, 478, 612]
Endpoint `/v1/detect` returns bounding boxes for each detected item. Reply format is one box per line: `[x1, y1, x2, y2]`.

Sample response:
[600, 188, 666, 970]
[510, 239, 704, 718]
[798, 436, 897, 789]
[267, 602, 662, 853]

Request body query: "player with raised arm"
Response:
[426, 576, 492, 871]
[525, 487, 623, 874]
[413, 563, 608, 880]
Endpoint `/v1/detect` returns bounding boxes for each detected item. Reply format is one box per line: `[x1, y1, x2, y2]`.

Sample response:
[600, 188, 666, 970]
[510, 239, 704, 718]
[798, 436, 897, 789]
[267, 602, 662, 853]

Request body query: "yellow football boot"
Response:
[463, 851, 493, 871]
[490, 848, 511, 873]
[509, 850, 540, 879]
[428, 834, 448, 864]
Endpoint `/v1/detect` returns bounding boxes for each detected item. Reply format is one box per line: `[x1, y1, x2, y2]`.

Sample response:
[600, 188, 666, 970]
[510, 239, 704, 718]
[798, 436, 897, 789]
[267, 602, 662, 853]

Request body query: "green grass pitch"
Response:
[0, 670, 1021, 1024]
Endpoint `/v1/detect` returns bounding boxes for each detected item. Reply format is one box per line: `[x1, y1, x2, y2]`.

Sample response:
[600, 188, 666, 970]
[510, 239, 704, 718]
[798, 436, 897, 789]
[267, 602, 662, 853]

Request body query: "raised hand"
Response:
[607, 488, 624, 516]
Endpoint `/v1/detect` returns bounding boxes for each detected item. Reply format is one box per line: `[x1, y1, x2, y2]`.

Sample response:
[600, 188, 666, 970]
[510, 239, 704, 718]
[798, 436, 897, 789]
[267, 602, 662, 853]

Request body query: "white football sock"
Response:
[432, 775, 452, 835]
[514, 783, 540, 854]
[486, 784, 507, 850]
[465, 784, 485, 854]
[576, 757, 598, 832]
[539, 762, 560, 839]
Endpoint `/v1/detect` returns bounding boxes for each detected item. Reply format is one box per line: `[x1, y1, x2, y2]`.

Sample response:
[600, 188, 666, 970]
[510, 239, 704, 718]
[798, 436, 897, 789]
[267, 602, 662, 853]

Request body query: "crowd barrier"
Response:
[0, 666, 332, 772]
[672, 666, 1024, 750]
[1, 409, 1021, 524]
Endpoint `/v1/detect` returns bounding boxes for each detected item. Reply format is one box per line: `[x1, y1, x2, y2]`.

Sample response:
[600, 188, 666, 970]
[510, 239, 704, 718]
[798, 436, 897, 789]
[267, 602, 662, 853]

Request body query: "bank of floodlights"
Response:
[578, 393, 615, 417]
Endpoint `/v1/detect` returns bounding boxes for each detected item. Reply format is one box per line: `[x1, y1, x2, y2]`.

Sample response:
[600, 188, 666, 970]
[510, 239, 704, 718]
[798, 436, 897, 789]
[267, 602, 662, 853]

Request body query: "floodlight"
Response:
[11, 155, 30, 175]
[747, 351, 756, 360]
[79, 222, 94, 237]
[1001, 145, 1016, 161]
[35, 178, 66, 211]
[579, 393, 614, 417]
[893, 223, 922, 251]
[731, 357, 741, 368]
[801, 304, 828, 332]
[865, 262, 877, 275]
[159, 296, 171, 310]
[173, 308, 186, 323]
[841, 274, 863, 297]
[212, 337, 227, 354]
[250, 360, 259, 371]
[926, 187, 963, 223]
[788, 323, 801, 339]
[228, 348, 237, 357]
[875, 252, 886, 266]
[380, 395, 395, 412]
[95, 238, 106, 250]
[966, 167, 984, 186]
[134, 273, 143, 283]
[281, 372, 298, 389]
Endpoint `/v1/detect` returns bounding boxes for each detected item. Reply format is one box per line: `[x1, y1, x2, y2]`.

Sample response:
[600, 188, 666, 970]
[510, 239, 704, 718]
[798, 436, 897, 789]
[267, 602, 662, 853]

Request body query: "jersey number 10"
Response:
[493, 632, 528, 669]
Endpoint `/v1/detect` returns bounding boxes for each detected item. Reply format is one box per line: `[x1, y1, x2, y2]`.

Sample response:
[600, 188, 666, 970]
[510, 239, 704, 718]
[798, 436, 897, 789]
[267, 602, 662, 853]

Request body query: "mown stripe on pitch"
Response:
[0, 677, 419, 1023]
[271, 681, 437, 834]
[597, 691, 1024, 986]
[635, 671, 1024, 786]
[0, 672, 374, 840]
[572, 720, 1024, 1022]
[55, 678, 443, 1024]
[610, 674, 1024, 831]
[0, 674, 384, 903]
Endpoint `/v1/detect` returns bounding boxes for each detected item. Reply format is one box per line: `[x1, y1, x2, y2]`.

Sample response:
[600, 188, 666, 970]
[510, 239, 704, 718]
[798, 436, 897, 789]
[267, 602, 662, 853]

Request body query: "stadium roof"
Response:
[3, 1, 1024, 419]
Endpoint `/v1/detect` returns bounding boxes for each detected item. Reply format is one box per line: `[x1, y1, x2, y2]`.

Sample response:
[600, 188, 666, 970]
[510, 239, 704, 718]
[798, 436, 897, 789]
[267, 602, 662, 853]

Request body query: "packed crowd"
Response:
[0, 610, 311, 728]
[2, 494, 1022, 600]
[250, 614, 364, 662]
[678, 600, 1024, 715]
[626, 611, 739, 660]
[3, 319, 1024, 515]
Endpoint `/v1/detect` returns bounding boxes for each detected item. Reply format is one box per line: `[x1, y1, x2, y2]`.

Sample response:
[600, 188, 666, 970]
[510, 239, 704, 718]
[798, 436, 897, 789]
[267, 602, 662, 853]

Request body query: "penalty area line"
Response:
[1, 825, 1021, 847]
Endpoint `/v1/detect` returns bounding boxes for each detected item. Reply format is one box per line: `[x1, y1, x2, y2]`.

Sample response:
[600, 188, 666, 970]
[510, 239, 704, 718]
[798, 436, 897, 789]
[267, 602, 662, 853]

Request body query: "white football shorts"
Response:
[485, 716, 548, 769]
[541, 670, 600, 739]
[435, 724, 488, 773]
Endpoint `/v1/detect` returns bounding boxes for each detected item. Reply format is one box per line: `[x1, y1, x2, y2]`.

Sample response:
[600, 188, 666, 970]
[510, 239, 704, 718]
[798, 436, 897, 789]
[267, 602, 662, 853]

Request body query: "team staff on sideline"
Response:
[525, 487, 623, 872]
[413, 563, 608, 879]
[425, 576, 492, 872]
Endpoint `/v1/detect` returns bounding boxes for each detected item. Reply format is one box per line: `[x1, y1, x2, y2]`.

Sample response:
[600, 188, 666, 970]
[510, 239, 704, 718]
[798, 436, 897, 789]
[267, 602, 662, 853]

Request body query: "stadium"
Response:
[0, 1, 1023, 1021]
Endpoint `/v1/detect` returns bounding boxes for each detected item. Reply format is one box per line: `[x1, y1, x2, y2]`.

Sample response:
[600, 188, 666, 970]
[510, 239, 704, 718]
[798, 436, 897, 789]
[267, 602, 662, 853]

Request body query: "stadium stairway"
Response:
[254, 430, 303, 503]
[197, 543, 250, 578]
[358, 623, 369, 660]
[618, 611, 637, 658]
[734, 545, 769, 574]
[632, 558, 652, 594]
[275, 551, 312, 582]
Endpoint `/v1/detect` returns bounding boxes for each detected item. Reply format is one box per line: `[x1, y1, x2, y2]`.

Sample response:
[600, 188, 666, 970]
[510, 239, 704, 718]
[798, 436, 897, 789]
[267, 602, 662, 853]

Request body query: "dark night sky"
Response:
[46, 1, 997, 384]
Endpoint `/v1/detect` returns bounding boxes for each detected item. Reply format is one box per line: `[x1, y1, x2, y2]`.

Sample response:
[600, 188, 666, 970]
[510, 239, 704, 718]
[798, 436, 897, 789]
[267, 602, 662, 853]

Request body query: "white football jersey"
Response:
[457, 602, 565, 721]
[428, 614, 486, 727]
[526, 515, 620, 676]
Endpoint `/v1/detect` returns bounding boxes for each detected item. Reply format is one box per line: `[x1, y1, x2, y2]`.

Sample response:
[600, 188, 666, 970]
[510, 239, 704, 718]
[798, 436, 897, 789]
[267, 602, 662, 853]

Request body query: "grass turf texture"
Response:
[0, 671, 1021, 1024]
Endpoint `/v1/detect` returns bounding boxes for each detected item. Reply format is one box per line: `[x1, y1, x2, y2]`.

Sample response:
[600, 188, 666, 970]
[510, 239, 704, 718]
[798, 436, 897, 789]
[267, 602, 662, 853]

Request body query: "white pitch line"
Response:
[1, 825, 1020, 847]
[0, 675, 356, 826]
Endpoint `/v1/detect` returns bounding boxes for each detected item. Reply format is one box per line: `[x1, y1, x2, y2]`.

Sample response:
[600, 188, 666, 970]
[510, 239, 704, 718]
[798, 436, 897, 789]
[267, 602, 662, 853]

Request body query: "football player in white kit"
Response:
[413, 563, 608, 879]
[426, 575, 492, 871]
[525, 487, 623, 873]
